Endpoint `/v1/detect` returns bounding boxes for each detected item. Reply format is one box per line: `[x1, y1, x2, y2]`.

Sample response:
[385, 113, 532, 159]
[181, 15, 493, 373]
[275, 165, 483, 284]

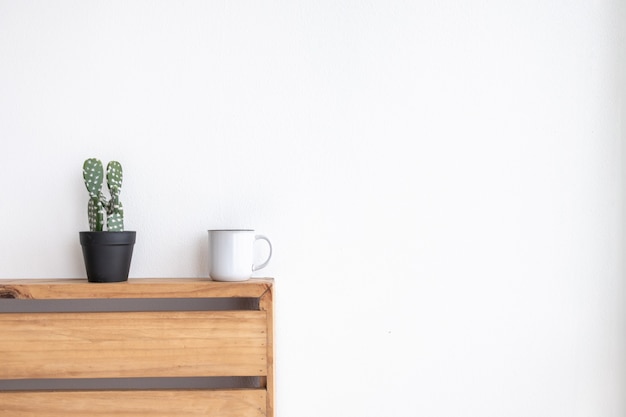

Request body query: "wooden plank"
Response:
[260, 286, 275, 417]
[0, 389, 267, 416]
[0, 278, 273, 300]
[0, 311, 268, 379]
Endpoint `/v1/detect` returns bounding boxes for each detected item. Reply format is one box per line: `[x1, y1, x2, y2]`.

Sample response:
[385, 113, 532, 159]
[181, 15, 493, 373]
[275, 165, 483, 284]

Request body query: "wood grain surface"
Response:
[0, 278, 275, 417]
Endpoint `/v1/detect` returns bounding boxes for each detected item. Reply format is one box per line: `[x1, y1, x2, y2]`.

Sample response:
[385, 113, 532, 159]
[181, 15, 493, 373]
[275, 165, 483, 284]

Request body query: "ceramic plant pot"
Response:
[79, 231, 136, 283]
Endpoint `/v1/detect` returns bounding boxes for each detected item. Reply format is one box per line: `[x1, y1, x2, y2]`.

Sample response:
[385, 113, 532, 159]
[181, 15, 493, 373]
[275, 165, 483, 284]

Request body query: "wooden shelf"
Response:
[0, 278, 275, 417]
[0, 277, 273, 300]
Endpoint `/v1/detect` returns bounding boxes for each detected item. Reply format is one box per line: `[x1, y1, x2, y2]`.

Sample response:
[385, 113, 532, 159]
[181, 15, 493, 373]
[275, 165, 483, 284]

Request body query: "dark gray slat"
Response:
[0, 377, 262, 391]
[0, 297, 259, 313]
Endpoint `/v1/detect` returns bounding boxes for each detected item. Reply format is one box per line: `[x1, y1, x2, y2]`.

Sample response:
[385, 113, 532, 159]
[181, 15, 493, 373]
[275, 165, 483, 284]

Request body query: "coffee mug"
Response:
[208, 229, 273, 281]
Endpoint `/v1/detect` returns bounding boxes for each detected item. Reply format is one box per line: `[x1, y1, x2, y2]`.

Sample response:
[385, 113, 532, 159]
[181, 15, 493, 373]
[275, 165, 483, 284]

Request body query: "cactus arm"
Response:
[83, 159, 104, 197]
[87, 198, 105, 231]
[107, 205, 124, 231]
[106, 161, 124, 232]
[106, 198, 124, 231]
[106, 161, 123, 198]
[83, 159, 105, 231]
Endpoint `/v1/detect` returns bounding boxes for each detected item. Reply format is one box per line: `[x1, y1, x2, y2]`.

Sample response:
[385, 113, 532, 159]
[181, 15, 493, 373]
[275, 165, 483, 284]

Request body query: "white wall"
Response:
[1, 1, 624, 416]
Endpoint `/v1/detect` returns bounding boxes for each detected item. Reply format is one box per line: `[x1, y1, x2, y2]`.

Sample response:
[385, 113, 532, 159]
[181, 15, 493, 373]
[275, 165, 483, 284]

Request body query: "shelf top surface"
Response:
[0, 278, 273, 300]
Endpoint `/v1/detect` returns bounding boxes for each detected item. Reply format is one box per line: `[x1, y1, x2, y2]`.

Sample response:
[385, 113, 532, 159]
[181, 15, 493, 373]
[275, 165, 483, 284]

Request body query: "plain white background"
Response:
[1, 1, 625, 416]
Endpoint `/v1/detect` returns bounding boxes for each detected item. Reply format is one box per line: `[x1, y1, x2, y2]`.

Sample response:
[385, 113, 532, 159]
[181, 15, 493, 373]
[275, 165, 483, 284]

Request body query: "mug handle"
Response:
[252, 235, 273, 272]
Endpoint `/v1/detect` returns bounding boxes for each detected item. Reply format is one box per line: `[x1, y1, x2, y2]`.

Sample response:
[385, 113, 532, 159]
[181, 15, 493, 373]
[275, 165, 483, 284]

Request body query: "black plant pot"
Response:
[79, 231, 136, 283]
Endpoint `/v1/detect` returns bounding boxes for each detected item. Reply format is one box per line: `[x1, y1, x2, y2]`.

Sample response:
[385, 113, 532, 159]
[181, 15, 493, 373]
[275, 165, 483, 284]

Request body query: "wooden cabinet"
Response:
[0, 278, 274, 417]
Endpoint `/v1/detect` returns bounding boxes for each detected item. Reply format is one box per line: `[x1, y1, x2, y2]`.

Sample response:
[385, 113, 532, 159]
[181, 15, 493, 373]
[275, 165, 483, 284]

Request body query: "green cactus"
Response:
[106, 161, 124, 231]
[82, 158, 125, 232]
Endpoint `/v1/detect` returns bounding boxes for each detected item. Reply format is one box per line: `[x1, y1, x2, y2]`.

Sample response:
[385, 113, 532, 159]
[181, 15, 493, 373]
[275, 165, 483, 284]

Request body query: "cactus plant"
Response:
[82, 158, 124, 232]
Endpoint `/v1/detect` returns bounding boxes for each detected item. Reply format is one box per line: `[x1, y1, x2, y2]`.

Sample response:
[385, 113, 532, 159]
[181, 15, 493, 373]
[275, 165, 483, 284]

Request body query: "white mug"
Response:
[208, 229, 272, 281]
